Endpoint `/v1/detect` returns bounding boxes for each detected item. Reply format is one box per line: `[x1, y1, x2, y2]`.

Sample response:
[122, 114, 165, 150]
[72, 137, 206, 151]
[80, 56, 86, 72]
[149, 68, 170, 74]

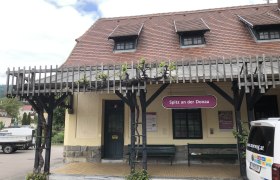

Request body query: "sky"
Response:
[0, 0, 277, 84]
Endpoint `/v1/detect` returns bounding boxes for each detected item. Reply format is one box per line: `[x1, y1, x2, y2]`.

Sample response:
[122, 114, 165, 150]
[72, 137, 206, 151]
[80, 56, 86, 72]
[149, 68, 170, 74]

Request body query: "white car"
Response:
[246, 118, 280, 180]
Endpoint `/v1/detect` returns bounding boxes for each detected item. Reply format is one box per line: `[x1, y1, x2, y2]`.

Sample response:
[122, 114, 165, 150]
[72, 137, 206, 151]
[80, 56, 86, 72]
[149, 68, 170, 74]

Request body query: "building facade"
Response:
[61, 3, 280, 163]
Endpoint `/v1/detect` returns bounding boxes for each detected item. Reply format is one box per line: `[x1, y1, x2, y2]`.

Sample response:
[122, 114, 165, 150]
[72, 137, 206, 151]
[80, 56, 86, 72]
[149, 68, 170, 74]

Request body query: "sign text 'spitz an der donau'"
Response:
[162, 95, 217, 109]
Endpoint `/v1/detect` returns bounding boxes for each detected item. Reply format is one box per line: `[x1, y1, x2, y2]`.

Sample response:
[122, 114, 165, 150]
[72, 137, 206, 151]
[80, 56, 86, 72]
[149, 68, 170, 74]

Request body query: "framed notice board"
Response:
[146, 112, 157, 132]
[218, 111, 233, 130]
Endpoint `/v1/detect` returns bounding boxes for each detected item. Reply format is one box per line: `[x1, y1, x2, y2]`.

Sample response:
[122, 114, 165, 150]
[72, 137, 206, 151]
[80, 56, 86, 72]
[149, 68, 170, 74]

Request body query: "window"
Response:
[115, 40, 136, 51]
[258, 30, 280, 40]
[172, 109, 202, 139]
[181, 34, 205, 46]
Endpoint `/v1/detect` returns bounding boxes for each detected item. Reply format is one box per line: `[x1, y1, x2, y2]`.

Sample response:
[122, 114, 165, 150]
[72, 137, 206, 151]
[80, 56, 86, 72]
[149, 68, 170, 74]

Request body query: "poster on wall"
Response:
[218, 111, 234, 130]
[146, 112, 157, 132]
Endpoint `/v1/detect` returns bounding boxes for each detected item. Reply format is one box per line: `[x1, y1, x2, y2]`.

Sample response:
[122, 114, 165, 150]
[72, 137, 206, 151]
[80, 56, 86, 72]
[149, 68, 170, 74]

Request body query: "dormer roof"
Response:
[238, 12, 280, 28]
[108, 23, 144, 39]
[174, 18, 210, 34]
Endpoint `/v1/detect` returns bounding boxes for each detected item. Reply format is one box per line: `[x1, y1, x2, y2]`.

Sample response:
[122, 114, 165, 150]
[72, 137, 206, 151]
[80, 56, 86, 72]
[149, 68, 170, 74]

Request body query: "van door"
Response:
[246, 125, 275, 180]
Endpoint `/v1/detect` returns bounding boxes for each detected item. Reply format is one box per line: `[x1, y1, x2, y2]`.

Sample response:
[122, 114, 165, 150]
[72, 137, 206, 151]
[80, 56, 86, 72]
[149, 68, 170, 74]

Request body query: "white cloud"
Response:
[0, 0, 96, 84]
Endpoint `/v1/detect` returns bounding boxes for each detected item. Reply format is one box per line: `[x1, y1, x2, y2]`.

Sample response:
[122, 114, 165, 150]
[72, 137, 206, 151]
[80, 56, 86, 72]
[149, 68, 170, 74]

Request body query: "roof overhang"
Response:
[238, 13, 280, 29]
[108, 23, 144, 40]
[174, 18, 210, 35]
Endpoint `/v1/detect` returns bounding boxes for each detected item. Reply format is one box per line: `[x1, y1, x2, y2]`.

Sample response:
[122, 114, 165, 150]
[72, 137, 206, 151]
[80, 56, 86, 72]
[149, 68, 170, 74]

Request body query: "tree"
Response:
[0, 97, 22, 121]
[52, 106, 66, 144]
[21, 112, 27, 125]
[53, 107, 65, 131]
[27, 113, 31, 125]
[0, 85, 6, 98]
[22, 112, 31, 125]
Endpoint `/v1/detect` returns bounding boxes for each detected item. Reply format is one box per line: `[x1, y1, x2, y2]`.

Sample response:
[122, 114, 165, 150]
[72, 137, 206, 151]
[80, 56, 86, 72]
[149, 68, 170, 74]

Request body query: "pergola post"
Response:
[128, 91, 137, 171]
[115, 90, 137, 171]
[44, 98, 54, 173]
[140, 89, 147, 170]
[116, 84, 169, 171]
[34, 111, 44, 171]
[232, 81, 246, 178]
[26, 94, 68, 174]
[26, 97, 44, 172]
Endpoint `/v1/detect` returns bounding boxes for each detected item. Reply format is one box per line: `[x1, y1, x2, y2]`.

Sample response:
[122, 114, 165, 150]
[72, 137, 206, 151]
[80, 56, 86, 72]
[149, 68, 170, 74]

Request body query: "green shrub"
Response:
[232, 122, 248, 158]
[126, 169, 150, 180]
[52, 131, 64, 144]
[26, 172, 47, 180]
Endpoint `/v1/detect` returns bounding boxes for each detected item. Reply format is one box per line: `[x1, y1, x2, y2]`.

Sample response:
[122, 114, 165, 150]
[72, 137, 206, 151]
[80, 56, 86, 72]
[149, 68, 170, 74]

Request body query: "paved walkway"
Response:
[50, 162, 242, 180]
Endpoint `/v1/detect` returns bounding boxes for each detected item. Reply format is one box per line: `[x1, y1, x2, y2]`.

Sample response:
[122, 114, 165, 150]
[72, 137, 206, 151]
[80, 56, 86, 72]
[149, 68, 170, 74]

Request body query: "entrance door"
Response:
[104, 100, 124, 159]
[254, 95, 279, 120]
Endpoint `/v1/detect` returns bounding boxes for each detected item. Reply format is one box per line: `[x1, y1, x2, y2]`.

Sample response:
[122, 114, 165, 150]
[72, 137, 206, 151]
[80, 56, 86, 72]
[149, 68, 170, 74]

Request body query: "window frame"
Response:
[258, 30, 280, 40]
[172, 109, 203, 139]
[180, 33, 206, 47]
[113, 37, 137, 52]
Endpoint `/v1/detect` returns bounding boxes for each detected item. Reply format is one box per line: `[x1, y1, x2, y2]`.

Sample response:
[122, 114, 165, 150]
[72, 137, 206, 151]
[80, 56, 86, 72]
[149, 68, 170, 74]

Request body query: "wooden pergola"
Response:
[5, 55, 280, 176]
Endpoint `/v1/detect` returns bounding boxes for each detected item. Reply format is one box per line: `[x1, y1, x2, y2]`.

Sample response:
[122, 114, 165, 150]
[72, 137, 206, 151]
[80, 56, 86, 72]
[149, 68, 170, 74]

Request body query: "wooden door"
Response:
[104, 100, 124, 159]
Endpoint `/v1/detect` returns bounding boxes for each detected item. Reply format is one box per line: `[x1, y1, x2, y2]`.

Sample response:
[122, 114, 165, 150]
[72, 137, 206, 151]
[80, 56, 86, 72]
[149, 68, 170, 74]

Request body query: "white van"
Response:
[246, 118, 280, 180]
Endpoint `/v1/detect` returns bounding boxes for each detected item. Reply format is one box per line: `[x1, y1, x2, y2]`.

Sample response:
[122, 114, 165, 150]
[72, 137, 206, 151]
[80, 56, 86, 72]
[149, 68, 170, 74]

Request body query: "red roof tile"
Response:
[63, 4, 280, 67]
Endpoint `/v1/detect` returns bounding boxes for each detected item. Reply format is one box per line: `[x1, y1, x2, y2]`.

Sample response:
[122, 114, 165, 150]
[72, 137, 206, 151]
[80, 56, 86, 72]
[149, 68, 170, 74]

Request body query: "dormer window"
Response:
[108, 23, 143, 52]
[174, 18, 210, 47]
[181, 33, 205, 46]
[238, 13, 280, 42]
[115, 39, 135, 50]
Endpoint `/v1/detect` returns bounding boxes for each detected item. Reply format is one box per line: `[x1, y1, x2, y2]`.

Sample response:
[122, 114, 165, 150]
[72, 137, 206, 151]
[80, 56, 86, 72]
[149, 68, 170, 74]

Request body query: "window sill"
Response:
[255, 39, 280, 43]
[180, 44, 206, 48]
[113, 49, 136, 53]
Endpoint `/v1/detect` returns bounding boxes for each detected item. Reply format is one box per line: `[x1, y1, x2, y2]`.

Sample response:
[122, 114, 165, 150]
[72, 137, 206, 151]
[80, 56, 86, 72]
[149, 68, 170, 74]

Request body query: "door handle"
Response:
[112, 135, 118, 140]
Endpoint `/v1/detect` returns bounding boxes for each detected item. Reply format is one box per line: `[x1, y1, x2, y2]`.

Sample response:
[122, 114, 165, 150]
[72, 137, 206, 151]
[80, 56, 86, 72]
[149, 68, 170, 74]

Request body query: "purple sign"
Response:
[162, 95, 217, 109]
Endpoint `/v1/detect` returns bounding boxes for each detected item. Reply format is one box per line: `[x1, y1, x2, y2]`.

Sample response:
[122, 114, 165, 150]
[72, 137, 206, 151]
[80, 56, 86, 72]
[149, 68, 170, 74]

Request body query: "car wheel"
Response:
[2, 145, 14, 154]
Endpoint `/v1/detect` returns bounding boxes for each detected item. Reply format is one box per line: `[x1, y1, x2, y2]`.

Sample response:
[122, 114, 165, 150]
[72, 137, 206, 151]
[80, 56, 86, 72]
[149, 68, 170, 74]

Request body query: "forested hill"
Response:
[0, 85, 6, 98]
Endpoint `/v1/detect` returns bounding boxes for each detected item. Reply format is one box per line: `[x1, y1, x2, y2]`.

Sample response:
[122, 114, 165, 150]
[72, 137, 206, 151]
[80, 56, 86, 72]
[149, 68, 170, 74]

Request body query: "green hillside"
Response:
[0, 85, 6, 98]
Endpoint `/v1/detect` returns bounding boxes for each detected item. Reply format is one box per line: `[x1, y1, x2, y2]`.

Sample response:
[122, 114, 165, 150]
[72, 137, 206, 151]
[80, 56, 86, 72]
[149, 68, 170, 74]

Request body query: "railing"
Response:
[5, 55, 280, 97]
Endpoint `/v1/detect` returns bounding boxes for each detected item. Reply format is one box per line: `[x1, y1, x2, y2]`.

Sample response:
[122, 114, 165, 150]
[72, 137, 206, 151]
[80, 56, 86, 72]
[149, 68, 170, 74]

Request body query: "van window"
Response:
[247, 126, 274, 157]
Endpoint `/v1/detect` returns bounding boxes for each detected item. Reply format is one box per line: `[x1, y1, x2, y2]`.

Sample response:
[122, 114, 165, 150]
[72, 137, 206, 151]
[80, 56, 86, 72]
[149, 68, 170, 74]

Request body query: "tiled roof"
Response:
[108, 23, 144, 39]
[174, 18, 210, 33]
[22, 105, 33, 111]
[238, 12, 280, 28]
[63, 4, 280, 67]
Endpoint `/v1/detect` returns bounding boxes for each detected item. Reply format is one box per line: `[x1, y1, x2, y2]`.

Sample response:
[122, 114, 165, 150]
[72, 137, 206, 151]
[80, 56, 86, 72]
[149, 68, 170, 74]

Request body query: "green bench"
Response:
[127, 144, 176, 165]
[187, 143, 238, 166]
